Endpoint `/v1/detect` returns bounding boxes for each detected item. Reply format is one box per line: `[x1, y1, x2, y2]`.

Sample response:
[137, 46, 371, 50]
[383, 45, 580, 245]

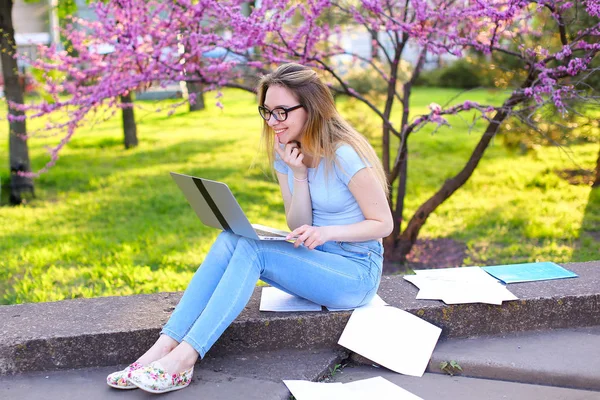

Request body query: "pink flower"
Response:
[428, 103, 442, 113]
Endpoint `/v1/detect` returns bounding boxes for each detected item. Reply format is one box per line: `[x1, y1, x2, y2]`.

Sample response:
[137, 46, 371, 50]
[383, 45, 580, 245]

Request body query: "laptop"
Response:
[170, 172, 291, 240]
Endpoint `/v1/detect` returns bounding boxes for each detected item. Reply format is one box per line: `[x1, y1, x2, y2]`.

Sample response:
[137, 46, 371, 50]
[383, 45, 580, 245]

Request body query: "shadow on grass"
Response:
[28, 138, 238, 194]
[67, 136, 140, 150]
[0, 165, 283, 303]
[571, 187, 600, 262]
[445, 201, 540, 266]
[51, 162, 280, 263]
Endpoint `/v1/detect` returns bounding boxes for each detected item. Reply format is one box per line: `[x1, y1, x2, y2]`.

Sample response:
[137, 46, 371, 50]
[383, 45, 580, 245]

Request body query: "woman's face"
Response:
[263, 85, 308, 145]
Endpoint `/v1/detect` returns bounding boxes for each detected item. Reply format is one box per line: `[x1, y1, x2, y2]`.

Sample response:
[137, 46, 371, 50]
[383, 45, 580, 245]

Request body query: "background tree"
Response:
[12, 0, 600, 267]
[185, 81, 205, 112]
[1, 0, 143, 206]
[0, 0, 83, 206]
[102, 0, 140, 148]
[478, 3, 600, 186]
[1, 0, 33, 204]
[120, 91, 137, 148]
[594, 141, 600, 186]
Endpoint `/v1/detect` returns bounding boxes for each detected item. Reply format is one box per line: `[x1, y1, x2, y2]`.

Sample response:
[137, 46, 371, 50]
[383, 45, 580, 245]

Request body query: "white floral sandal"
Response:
[128, 361, 194, 394]
[106, 362, 144, 389]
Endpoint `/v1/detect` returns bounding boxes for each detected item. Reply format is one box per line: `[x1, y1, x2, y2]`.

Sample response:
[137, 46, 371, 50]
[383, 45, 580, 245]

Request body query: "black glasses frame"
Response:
[258, 104, 303, 122]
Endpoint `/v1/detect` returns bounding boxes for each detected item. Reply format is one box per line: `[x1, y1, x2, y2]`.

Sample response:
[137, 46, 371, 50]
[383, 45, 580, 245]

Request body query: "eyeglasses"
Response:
[258, 104, 303, 122]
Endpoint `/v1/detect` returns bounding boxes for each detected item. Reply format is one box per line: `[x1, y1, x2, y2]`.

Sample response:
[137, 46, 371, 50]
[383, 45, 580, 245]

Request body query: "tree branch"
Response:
[309, 56, 401, 138]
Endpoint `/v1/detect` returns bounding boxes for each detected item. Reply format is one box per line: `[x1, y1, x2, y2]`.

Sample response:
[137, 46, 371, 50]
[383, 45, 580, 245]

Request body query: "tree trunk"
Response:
[120, 93, 138, 149]
[186, 81, 205, 112]
[381, 45, 404, 187]
[370, 30, 378, 61]
[1, 0, 34, 205]
[593, 141, 600, 188]
[383, 45, 426, 261]
[393, 107, 513, 263]
[384, 144, 408, 258]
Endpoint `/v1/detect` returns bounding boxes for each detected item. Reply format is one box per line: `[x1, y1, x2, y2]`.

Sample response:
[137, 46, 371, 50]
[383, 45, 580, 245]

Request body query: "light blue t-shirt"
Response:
[274, 144, 368, 227]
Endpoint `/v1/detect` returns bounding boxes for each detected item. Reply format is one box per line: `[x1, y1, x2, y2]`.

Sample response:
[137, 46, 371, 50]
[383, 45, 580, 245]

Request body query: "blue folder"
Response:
[482, 262, 578, 284]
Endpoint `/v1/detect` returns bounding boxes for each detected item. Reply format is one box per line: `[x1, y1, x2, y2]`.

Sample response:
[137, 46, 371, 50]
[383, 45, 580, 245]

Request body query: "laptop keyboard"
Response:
[254, 228, 287, 238]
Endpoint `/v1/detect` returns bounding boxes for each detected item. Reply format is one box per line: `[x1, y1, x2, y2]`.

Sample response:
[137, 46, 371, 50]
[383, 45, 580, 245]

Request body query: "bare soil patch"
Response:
[383, 238, 467, 274]
[555, 168, 595, 186]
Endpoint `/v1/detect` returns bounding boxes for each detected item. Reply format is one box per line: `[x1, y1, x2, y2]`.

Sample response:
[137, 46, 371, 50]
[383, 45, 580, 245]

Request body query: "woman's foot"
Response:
[106, 334, 179, 390]
[135, 334, 180, 365]
[128, 342, 198, 394]
[152, 341, 198, 375]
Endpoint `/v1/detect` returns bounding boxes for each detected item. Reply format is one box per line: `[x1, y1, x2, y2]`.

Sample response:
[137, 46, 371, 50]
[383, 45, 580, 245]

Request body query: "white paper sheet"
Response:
[260, 287, 389, 312]
[409, 276, 515, 305]
[404, 267, 518, 305]
[283, 380, 351, 400]
[338, 306, 442, 377]
[259, 287, 322, 312]
[414, 266, 495, 281]
[344, 376, 423, 400]
[326, 294, 388, 311]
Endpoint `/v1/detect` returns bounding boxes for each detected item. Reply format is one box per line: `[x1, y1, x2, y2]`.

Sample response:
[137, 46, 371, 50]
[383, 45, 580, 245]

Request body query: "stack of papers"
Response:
[403, 267, 518, 305]
[259, 286, 388, 312]
[284, 376, 423, 400]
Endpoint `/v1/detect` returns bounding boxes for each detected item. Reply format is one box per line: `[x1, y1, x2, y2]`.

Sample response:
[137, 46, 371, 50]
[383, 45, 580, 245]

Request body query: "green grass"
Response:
[0, 87, 598, 305]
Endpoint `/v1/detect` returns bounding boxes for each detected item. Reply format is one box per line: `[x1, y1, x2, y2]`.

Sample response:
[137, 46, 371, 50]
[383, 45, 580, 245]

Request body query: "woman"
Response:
[106, 63, 393, 394]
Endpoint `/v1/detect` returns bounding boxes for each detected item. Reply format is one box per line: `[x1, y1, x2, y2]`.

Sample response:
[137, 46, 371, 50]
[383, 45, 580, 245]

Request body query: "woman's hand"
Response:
[274, 137, 308, 179]
[286, 225, 330, 250]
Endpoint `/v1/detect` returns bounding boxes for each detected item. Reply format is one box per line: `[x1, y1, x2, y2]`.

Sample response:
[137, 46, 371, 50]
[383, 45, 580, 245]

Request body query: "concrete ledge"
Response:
[1, 261, 598, 375]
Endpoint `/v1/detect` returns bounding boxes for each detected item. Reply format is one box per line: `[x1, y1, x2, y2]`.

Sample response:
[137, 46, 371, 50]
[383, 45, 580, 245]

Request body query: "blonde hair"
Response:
[257, 63, 389, 196]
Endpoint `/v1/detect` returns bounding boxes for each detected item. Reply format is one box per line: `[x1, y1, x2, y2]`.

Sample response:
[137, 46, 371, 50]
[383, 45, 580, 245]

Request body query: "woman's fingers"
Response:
[287, 225, 325, 250]
[305, 233, 324, 250]
[276, 140, 308, 174]
[294, 231, 311, 248]
[287, 225, 305, 240]
[304, 237, 318, 250]
[308, 241, 319, 250]
[288, 225, 308, 247]
[275, 137, 302, 166]
[286, 148, 306, 170]
[286, 143, 299, 158]
[308, 230, 323, 248]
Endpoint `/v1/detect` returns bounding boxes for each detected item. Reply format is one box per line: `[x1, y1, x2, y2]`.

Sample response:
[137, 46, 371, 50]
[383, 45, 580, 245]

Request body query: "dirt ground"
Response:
[383, 238, 467, 274]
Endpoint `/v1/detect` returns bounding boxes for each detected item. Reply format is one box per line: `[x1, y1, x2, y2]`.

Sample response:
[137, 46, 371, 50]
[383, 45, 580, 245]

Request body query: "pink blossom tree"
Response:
[10, 0, 600, 265]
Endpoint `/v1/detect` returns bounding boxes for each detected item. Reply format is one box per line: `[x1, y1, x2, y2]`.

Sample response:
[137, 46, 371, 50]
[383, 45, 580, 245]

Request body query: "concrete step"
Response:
[331, 365, 600, 400]
[426, 326, 600, 391]
[4, 327, 600, 399]
[1, 261, 598, 374]
[0, 347, 347, 400]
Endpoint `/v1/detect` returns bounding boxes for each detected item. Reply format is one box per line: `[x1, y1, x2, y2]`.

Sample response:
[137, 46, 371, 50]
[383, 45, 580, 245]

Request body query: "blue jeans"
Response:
[161, 231, 384, 358]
